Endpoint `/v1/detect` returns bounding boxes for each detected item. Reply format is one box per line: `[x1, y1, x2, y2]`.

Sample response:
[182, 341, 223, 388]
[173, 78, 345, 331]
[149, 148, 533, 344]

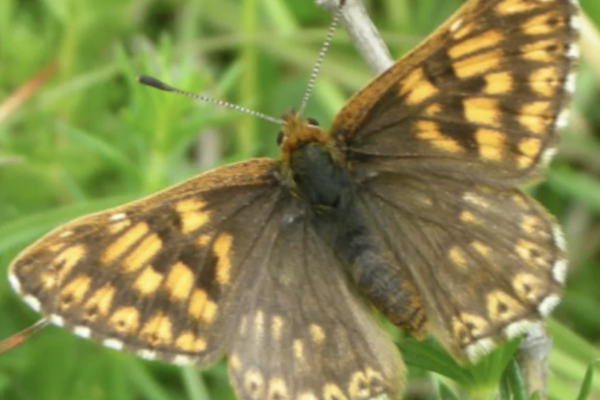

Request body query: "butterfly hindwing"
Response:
[8, 158, 285, 365]
[332, 0, 579, 184]
[357, 171, 566, 361]
[227, 208, 405, 400]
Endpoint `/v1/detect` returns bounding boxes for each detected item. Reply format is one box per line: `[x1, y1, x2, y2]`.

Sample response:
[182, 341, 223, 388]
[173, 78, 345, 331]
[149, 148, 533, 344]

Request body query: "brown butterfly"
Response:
[7, 0, 580, 399]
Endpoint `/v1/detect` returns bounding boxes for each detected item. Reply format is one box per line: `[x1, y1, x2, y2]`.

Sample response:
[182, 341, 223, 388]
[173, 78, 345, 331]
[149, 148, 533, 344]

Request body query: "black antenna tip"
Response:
[137, 75, 176, 92]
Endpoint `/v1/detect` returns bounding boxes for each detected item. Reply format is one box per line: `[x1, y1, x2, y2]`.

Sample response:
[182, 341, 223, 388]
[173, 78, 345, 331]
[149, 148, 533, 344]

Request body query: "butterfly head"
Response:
[277, 111, 328, 160]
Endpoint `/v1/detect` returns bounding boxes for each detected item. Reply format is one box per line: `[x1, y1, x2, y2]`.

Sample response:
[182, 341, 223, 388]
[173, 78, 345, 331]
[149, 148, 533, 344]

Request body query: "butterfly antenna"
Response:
[0, 319, 49, 355]
[298, 0, 346, 116]
[137, 75, 283, 126]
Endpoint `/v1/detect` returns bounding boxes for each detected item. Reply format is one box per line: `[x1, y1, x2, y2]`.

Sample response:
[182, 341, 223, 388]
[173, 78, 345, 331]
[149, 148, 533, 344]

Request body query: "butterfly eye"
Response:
[276, 131, 284, 146]
[307, 118, 320, 127]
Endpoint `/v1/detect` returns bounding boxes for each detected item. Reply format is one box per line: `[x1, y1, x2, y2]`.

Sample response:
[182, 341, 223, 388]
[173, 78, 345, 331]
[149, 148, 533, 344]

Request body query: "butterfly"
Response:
[6, 0, 580, 399]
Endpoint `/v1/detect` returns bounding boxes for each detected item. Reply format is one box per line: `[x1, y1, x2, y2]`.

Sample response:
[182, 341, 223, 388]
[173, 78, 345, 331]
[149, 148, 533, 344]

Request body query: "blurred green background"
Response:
[1, 0, 600, 399]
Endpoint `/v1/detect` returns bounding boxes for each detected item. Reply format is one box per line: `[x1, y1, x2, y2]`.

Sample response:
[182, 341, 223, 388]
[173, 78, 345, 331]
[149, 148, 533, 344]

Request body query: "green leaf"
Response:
[439, 381, 461, 400]
[501, 359, 527, 400]
[576, 360, 600, 400]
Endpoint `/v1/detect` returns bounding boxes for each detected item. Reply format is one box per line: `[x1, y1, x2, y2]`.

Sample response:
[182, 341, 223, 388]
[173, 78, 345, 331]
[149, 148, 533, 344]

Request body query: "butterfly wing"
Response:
[331, 0, 579, 184]
[357, 174, 566, 361]
[327, 0, 579, 361]
[227, 204, 405, 400]
[8, 158, 285, 366]
[10, 155, 407, 399]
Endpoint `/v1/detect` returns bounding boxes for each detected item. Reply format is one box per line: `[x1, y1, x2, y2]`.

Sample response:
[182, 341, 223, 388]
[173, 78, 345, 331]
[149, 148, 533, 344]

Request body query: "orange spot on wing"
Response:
[109, 306, 141, 335]
[140, 312, 173, 347]
[452, 23, 475, 40]
[521, 216, 543, 236]
[517, 156, 535, 169]
[453, 50, 503, 79]
[175, 331, 207, 352]
[448, 30, 503, 59]
[182, 211, 211, 234]
[464, 98, 501, 126]
[59, 275, 92, 308]
[133, 266, 164, 295]
[454, 313, 489, 340]
[517, 137, 542, 169]
[39, 271, 58, 290]
[271, 316, 284, 341]
[348, 371, 369, 400]
[213, 233, 233, 286]
[122, 233, 162, 273]
[49, 243, 66, 253]
[522, 38, 563, 63]
[511, 193, 530, 210]
[424, 103, 442, 116]
[518, 101, 552, 135]
[518, 138, 542, 158]
[309, 324, 325, 345]
[460, 211, 479, 224]
[83, 284, 116, 319]
[513, 273, 544, 302]
[176, 199, 206, 212]
[293, 339, 304, 361]
[521, 12, 564, 36]
[54, 244, 87, 281]
[449, 247, 468, 270]
[416, 121, 464, 154]
[471, 241, 491, 257]
[197, 235, 211, 246]
[107, 219, 132, 234]
[529, 67, 560, 96]
[188, 289, 207, 319]
[484, 72, 513, 95]
[486, 291, 526, 322]
[398, 68, 439, 105]
[103, 223, 149, 265]
[495, 0, 537, 15]
[165, 261, 194, 301]
[515, 239, 548, 268]
[230, 354, 242, 371]
[176, 199, 211, 234]
[188, 289, 218, 324]
[475, 128, 505, 161]
[201, 299, 218, 325]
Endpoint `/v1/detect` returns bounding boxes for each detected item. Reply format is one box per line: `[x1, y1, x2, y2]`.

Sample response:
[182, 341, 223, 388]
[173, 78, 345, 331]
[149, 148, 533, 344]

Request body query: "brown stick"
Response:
[0, 320, 49, 355]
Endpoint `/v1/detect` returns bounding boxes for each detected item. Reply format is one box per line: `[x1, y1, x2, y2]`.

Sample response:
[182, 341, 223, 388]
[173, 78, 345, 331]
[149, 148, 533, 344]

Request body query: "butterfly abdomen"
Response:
[332, 212, 428, 338]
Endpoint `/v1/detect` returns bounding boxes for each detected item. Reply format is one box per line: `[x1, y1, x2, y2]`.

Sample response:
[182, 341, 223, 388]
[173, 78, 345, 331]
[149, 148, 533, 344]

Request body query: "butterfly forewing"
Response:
[8, 159, 285, 365]
[228, 208, 405, 400]
[333, 0, 579, 184]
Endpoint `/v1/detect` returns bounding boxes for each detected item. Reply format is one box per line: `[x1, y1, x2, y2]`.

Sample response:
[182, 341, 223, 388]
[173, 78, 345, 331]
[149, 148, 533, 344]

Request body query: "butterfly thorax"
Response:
[279, 112, 349, 210]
